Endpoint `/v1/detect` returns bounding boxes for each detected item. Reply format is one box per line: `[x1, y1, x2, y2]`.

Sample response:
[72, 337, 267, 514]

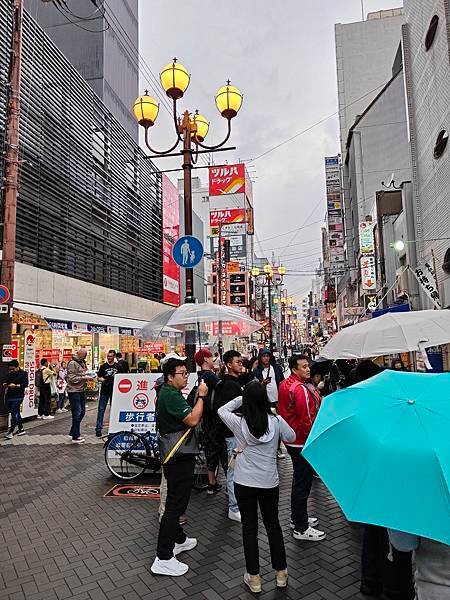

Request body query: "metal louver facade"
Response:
[0, 5, 163, 303]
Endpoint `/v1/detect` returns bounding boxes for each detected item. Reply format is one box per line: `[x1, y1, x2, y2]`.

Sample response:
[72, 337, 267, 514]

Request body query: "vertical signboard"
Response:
[325, 156, 345, 271]
[162, 174, 180, 306]
[22, 331, 38, 418]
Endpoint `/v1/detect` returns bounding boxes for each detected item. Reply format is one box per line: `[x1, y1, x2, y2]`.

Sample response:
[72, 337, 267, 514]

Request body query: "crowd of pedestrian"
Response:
[3, 346, 448, 598]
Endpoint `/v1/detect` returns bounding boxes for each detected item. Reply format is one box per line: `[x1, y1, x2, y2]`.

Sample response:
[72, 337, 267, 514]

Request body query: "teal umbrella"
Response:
[303, 370, 450, 545]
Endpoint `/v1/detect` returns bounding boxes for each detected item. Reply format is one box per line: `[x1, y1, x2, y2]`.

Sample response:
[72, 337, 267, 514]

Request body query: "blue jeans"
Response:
[68, 391, 86, 440]
[95, 394, 110, 434]
[57, 393, 66, 409]
[8, 398, 23, 432]
[287, 445, 314, 532]
[225, 436, 239, 513]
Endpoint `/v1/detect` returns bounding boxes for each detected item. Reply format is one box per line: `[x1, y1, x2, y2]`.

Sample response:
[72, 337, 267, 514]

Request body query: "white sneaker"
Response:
[72, 438, 85, 444]
[56, 409, 63, 413]
[293, 526, 326, 541]
[37, 415, 44, 420]
[174, 537, 197, 556]
[4, 431, 14, 440]
[150, 556, 188, 576]
[43, 415, 55, 420]
[290, 517, 319, 529]
[228, 510, 241, 523]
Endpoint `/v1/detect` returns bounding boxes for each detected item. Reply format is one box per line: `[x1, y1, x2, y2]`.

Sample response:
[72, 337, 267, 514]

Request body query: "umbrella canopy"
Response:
[320, 309, 450, 360]
[303, 370, 450, 545]
[138, 302, 262, 340]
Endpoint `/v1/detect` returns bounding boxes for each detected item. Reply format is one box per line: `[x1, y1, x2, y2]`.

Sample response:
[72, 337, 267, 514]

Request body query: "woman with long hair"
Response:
[218, 380, 295, 593]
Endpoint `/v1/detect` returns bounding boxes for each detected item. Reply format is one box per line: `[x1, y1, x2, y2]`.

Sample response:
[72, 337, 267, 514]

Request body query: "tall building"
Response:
[24, 0, 139, 141]
[335, 8, 404, 152]
[0, 6, 163, 383]
[402, 0, 450, 309]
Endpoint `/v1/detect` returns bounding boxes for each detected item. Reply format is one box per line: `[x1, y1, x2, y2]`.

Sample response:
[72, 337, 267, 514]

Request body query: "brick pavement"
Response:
[0, 407, 368, 600]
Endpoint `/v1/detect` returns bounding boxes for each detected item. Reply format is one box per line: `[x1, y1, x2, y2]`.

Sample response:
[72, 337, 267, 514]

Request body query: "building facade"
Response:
[24, 0, 139, 141]
[402, 0, 450, 308]
[0, 6, 165, 374]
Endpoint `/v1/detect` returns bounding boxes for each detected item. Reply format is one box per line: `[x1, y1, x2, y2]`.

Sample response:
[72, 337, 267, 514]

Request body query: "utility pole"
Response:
[0, 0, 23, 417]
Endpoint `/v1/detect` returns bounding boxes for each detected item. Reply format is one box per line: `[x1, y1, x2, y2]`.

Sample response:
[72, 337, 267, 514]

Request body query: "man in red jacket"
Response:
[278, 354, 326, 541]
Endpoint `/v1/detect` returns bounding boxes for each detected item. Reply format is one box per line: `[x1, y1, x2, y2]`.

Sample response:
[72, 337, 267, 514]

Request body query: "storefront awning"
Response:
[13, 302, 148, 332]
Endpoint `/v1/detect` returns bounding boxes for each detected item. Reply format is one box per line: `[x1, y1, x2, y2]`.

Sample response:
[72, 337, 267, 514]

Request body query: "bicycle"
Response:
[104, 430, 161, 480]
[104, 428, 211, 488]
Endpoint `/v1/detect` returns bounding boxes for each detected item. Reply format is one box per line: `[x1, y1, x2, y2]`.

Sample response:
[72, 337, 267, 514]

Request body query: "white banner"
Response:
[109, 373, 198, 436]
[361, 255, 377, 291]
[412, 262, 442, 309]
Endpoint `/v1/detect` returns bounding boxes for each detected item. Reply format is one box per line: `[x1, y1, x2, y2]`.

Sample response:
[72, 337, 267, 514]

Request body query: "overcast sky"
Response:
[139, 0, 403, 303]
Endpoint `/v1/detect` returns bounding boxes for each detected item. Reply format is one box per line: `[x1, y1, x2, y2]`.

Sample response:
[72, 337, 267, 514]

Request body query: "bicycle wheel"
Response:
[105, 431, 148, 480]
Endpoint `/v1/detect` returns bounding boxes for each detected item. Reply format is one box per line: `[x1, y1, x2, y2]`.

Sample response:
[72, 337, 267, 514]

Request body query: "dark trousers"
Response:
[68, 392, 86, 440]
[361, 525, 414, 599]
[38, 384, 51, 416]
[95, 394, 110, 434]
[287, 445, 314, 533]
[234, 482, 287, 576]
[8, 399, 23, 431]
[156, 456, 195, 560]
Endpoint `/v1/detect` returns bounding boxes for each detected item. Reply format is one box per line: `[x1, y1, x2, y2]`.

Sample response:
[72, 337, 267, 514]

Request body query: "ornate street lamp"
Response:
[133, 60, 243, 370]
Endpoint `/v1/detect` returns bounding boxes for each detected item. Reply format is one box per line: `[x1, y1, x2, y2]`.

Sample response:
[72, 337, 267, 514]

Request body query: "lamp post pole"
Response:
[133, 62, 242, 371]
[267, 275, 273, 352]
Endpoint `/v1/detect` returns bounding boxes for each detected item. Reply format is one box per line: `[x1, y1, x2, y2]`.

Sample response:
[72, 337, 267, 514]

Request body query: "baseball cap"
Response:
[159, 352, 187, 367]
[194, 348, 213, 367]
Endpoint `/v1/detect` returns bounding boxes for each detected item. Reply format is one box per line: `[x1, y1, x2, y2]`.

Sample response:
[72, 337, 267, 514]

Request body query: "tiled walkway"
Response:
[0, 407, 367, 600]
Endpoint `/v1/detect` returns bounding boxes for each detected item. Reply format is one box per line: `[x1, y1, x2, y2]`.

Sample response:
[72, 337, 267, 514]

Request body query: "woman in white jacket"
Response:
[218, 379, 296, 593]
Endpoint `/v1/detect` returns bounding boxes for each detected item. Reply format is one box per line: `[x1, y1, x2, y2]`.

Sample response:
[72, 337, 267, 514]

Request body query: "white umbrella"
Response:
[320, 309, 450, 360]
[138, 302, 262, 340]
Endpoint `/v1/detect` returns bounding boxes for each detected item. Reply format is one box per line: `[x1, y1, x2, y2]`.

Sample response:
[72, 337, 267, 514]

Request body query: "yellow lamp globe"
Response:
[251, 267, 260, 277]
[192, 113, 209, 142]
[215, 82, 243, 119]
[133, 93, 159, 128]
[263, 264, 272, 274]
[160, 59, 190, 100]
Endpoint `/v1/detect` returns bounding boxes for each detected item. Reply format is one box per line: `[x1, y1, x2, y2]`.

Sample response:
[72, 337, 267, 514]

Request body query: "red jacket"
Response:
[278, 373, 320, 447]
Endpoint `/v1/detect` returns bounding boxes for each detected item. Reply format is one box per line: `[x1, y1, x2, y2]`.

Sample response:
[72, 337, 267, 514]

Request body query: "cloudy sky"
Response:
[139, 0, 403, 303]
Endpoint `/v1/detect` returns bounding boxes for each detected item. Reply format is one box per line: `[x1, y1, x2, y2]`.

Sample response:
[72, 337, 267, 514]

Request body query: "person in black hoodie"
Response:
[194, 348, 227, 495]
[3, 360, 28, 439]
[213, 350, 243, 522]
[253, 348, 285, 458]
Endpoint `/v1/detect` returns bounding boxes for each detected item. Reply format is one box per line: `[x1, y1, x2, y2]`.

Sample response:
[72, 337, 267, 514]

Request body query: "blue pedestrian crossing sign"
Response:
[172, 236, 204, 269]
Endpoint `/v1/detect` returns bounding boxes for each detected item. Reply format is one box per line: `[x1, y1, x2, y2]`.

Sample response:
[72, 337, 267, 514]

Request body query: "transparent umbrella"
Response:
[138, 302, 262, 341]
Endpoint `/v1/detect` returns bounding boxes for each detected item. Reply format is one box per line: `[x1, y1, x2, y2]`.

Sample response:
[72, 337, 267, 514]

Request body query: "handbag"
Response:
[158, 427, 200, 465]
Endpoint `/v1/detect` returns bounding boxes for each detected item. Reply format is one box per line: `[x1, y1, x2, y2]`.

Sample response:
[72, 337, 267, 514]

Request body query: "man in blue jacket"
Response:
[3, 360, 29, 439]
[253, 348, 285, 458]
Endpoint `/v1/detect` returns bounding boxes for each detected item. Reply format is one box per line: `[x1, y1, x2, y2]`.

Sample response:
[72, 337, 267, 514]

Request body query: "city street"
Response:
[0, 408, 366, 600]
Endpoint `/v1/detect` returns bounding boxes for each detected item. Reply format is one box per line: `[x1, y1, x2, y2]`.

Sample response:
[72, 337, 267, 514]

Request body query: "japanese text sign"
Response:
[412, 262, 442, 309]
[360, 255, 377, 291]
[209, 164, 245, 196]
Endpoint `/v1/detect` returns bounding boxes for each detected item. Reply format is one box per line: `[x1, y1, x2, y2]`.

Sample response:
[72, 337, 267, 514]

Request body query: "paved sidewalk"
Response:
[0, 408, 367, 600]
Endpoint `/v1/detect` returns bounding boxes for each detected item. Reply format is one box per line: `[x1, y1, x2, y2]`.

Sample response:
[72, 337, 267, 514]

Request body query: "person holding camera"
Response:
[151, 358, 207, 577]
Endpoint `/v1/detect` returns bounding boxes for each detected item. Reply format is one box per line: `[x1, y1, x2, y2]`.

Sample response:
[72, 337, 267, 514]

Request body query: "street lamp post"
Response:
[132, 60, 242, 370]
[251, 265, 285, 352]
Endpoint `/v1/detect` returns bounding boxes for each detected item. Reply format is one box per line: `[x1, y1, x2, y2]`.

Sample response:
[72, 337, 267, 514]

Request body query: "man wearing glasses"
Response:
[151, 358, 208, 577]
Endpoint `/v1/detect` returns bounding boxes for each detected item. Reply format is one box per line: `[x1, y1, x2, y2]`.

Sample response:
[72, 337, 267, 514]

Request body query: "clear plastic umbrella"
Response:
[138, 302, 262, 341]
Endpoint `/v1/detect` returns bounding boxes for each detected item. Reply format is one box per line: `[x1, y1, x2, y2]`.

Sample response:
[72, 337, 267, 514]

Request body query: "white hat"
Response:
[159, 352, 187, 367]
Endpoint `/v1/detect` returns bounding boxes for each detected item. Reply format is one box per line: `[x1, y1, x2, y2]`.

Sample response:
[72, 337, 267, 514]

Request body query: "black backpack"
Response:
[186, 377, 223, 412]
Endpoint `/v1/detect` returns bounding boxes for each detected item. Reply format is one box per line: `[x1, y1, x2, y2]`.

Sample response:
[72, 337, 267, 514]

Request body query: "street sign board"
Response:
[360, 255, 377, 291]
[172, 236, 203, 269]
[0, 284, 10, 304]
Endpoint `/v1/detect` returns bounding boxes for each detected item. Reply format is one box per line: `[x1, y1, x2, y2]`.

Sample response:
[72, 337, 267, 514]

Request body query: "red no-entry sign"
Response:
[0, 285, 10, 305]
[118, 379, 132, 394]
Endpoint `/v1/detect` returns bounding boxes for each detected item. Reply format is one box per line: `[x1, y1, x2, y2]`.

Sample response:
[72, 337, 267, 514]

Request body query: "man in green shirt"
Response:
[151, 358, 207, 577]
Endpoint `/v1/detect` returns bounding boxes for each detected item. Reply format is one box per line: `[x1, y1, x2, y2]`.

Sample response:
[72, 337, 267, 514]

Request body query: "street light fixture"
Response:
[133, 59, 242, 371]
[250, 264, 285, 352]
